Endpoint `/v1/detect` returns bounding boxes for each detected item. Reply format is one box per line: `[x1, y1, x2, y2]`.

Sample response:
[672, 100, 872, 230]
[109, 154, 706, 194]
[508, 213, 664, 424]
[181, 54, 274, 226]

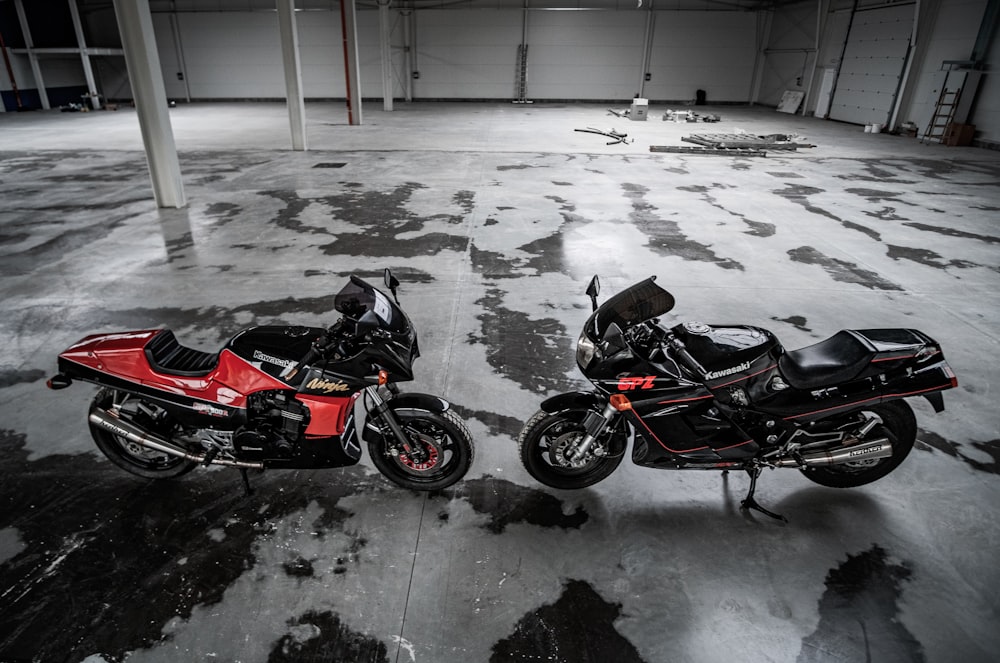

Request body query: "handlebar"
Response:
[664, 331, 706, 378]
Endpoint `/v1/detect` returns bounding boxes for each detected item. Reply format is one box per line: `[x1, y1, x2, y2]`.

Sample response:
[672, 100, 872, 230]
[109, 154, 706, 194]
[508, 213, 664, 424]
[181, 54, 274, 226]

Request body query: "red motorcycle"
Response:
[47, 270, 474, 492]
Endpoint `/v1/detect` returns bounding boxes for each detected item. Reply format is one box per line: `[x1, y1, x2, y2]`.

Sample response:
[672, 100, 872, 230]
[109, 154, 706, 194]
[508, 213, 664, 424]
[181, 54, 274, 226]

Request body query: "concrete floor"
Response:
[1, 101, 999, 663]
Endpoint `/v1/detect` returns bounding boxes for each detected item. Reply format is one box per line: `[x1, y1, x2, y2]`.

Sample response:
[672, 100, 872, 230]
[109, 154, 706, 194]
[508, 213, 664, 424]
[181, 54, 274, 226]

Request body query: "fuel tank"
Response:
[672, 322, 781, 407]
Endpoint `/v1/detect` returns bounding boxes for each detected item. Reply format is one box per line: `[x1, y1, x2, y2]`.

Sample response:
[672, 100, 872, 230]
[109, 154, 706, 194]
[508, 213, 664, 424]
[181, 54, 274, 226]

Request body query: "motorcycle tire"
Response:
[799, 400, 917, 489]
[518, 408, 625, 490]
[368, 407, 474, 491]
[89, 388, 199, 480]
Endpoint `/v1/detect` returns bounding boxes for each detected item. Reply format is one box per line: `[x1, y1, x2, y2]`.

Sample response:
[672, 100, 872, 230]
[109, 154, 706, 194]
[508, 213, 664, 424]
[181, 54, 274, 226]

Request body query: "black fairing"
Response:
[227, 325, 324, 382]
[672, 323, 779, 376]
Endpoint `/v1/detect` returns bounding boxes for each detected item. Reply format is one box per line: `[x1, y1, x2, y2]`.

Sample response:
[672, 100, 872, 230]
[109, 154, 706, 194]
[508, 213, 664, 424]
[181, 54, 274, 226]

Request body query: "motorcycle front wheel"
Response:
[89, 388, 199, 479]
[368, 407, 474, 491]
[518, 408, 625, 490]
[799, 400, 917, 488]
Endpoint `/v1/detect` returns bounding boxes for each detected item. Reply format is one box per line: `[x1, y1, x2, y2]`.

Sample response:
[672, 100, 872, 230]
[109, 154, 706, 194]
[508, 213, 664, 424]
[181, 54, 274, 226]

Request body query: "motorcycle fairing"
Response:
[682, 325, 957, 422]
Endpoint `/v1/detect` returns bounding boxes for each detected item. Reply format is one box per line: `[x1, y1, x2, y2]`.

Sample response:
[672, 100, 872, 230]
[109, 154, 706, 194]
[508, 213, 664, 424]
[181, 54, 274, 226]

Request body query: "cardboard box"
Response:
[944, 123, 975, 147]
[630, 98, 648, 121]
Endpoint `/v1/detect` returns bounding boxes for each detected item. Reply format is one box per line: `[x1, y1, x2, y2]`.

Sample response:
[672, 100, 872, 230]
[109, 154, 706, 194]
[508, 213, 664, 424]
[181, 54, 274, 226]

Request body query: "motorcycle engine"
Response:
[236, 390, 309, 457]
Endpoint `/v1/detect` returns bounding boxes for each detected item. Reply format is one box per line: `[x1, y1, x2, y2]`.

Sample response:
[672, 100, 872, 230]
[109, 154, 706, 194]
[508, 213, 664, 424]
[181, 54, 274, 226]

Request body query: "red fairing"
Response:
[57, 330, 289, 406]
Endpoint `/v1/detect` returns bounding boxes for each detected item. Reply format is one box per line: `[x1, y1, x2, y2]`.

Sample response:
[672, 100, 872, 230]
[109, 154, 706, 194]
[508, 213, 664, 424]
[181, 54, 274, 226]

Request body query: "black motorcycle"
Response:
[518, 276, 958, 520]
[48, 270, 474, 493]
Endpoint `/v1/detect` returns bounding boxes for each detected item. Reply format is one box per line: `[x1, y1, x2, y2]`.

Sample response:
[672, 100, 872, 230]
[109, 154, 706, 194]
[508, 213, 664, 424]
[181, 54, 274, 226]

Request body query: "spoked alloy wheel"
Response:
[799, 400, 917, 488]
[369, 408, 474, 491]
[518, 408, 624, 490]
[89, 388, 198, 479]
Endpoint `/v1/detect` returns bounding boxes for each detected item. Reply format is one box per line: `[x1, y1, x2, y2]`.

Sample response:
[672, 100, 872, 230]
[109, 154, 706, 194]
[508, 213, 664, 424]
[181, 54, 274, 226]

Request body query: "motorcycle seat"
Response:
[778, 330, 875, 390]
[144, 329, 219, 377]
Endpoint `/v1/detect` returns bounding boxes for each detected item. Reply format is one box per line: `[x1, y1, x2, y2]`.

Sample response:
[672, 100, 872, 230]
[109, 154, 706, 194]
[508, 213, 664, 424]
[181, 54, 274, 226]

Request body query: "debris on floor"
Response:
[574, 127, 632, 145]
[663, 110, 721, 123]
[682, 132, 816, 150]
[649, 145, 767, 157]
[607, 108, 629, 118]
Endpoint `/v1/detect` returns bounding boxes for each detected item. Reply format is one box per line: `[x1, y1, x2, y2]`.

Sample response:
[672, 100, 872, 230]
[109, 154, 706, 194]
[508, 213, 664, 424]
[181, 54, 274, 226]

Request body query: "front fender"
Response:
[539, 391, 605, 413]
[361, 392, 451, 445]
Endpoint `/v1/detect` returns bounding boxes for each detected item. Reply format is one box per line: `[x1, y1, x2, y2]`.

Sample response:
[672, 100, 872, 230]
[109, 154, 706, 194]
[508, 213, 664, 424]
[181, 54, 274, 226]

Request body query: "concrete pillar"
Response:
[14, 0, 50, 109]
[277, 0, 307, 150]
[112, 0, 186, 209]
[378, 0, 393, 111]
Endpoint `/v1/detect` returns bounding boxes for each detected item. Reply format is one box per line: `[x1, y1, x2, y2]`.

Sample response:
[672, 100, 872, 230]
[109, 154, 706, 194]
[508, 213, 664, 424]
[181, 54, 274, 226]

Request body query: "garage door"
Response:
[828, 3, 914, 126]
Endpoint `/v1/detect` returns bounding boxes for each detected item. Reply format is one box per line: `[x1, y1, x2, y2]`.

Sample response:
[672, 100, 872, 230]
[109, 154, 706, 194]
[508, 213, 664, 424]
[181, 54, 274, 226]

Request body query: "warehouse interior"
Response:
[2, 1, 1000, 662]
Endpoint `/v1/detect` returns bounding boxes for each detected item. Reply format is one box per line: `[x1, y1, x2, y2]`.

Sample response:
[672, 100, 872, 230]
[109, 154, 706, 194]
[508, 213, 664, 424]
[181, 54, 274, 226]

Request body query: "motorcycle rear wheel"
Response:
[368, 407, 474, 491]
[799, 400, 916, 488]
[89, 388, 199, 480]
[518, 408, 624, 490]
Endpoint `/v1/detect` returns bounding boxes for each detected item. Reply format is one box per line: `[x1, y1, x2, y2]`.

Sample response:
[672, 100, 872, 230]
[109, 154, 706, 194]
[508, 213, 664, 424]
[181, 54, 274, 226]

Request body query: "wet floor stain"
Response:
[798, 544, 924, 662]
[676, 183, 775, 237]
[259, 184, 471, 258]
[622, 183, 743, 270]
[0, 368, 45, 389]
[916, 428, 1000, 475]
[772, 184, 882, 241]
[268, 610, 389, 663]
[772, 316, 812, 333]
[449, 403, 524, 439]
[886, 245, 984, 272]
[445, 476, 588, 534]
[903, 221, 1000, 245]
[0, 428, 378, 663]
[788, 246, 902, 291]
[467, 288, 575, 395]
[490, 578, 646, 663]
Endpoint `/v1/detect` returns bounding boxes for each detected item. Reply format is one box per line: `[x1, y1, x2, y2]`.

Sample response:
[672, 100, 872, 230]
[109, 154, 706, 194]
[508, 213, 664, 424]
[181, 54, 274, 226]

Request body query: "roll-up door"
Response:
[828, 3, 914, 126]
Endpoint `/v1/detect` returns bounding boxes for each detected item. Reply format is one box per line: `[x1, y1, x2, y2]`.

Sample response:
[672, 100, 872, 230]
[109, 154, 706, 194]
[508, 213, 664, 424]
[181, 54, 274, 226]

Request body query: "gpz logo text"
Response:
[618, 376, 656, 391]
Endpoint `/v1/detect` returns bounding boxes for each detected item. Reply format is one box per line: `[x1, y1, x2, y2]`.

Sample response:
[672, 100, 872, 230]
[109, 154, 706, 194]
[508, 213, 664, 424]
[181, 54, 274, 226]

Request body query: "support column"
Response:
[14, 0, 50, 109]
[277, 0, 307, 150]
[112, 0, 186, 208]
[378, 0, 393, 111]
[340, 0, 363, 125]
[68, 0, 101, 110]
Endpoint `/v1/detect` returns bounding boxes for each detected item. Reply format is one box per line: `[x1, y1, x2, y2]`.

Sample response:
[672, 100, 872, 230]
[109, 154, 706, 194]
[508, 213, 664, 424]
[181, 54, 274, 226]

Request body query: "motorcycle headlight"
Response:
[576, 333, 599, 368]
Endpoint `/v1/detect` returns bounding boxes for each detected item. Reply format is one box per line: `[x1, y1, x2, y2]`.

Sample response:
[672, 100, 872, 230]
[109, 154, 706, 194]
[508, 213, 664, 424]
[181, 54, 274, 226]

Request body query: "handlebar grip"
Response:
[667, 335, 706, 378]
[280, 340, 325, 382]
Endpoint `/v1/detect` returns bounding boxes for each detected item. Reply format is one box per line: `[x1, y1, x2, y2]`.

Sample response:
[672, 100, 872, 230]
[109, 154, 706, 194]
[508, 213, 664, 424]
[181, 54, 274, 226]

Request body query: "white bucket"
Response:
[871, 123, 883, 134]
[864, 125, 872, 133]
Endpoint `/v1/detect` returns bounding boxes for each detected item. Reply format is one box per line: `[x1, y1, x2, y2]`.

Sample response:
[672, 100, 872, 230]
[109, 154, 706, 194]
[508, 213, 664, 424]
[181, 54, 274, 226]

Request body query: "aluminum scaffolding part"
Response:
[112, 0, 185, 208]
[277, 0, 307, 151]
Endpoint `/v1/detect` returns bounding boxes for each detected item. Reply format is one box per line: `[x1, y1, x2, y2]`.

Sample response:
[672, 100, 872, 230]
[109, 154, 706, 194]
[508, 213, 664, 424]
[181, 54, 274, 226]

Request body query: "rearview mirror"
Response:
[586, 275, 600, 312]
[384, 268, 400, 304]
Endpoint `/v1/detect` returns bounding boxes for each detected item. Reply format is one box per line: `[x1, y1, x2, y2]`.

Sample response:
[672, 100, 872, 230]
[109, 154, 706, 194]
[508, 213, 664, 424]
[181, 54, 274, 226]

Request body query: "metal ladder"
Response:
[513, 44, 531, 104]
[921, 86, 962, 143]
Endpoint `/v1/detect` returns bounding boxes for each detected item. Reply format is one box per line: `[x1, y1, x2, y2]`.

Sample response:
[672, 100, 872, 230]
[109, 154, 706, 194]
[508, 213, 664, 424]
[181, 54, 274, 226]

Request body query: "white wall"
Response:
[646, 11, 758, 103]
[137, 6, 761, 103]
[413, 10, 522, 99]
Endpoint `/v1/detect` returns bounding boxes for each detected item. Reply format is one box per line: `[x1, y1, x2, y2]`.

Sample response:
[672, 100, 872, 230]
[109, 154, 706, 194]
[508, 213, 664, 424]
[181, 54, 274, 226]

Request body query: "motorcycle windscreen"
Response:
[335, 276, 411, 335]
[590, 278, 675, 338]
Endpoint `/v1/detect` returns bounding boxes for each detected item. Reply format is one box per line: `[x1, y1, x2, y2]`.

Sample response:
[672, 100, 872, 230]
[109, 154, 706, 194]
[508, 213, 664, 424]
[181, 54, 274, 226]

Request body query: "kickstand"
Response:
[239, 468, 254, 497]
[741, 466, 787, 523]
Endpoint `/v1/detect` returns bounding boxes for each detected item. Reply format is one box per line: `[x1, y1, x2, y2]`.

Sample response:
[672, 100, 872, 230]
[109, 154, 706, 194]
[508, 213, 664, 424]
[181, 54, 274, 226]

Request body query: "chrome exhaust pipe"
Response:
[775, 437, 892, 468]
[88, 407, 263, 470]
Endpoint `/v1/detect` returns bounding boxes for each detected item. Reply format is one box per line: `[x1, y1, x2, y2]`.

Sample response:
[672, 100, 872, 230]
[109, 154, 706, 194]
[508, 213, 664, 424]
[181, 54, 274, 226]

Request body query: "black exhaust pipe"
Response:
[47, 374, 72, 390]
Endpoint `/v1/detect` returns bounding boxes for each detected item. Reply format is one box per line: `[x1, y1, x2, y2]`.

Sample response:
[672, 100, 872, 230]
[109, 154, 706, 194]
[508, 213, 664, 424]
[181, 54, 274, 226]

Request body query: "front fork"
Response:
[364, 384, 428, 463]
[569, 402, 619, 462]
